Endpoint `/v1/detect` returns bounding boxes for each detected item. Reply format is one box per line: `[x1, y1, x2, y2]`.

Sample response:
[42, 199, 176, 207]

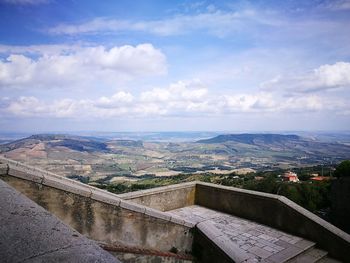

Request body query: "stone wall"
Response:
[2, 157, 350, 262]
[0, 179, 119, 263]
[0, 159, 194, 254]
[192, 227, 233, 263]
[195, 182, 350, 262]
[118, 182, 196, 211]
[330, 177, 350, 234]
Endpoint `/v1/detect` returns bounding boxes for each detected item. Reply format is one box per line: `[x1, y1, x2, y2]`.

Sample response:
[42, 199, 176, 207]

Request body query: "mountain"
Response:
[197, 134, 301, 144]
[1, 133, 350, 182]
[0, 134, 109, 153]
[110, 140, 143, 147]
[0, 134, 147, 179]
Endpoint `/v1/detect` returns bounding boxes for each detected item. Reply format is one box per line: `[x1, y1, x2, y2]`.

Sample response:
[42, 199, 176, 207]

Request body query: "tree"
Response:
[334, 160, 350, 177]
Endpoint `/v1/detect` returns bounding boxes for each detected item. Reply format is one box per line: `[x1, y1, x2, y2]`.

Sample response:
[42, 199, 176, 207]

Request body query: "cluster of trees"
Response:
[334, 160, 350, 177]
[93, 160, 350, 217]
[243, 176, 331, 212]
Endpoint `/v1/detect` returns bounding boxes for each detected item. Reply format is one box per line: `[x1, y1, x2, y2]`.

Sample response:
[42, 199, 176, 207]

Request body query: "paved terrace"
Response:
[167, 205, 335, 263]
[1, 157, 350, 262]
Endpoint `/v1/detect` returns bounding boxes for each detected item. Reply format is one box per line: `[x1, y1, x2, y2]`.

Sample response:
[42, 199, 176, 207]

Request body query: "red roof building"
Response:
[282, 171, 299, 182]
[310, 176, 331, 182]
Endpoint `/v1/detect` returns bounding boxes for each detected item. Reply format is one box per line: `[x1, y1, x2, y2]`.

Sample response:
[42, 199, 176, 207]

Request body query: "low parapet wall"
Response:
[0, 158, 194, 255]
[2, 156, 350, 262]
[0, 179, 119, 263]
[195, 182, 350, 262]
[118, 182, 196, 211]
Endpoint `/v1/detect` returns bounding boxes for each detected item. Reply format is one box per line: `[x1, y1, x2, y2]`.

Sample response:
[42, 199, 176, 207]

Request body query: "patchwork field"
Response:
[1, 133, 349, 185]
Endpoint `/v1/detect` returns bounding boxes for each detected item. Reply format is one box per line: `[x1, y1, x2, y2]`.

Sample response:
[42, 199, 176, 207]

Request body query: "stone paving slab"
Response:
[288, 248, 328, 263]
[167, 205, 316, 262]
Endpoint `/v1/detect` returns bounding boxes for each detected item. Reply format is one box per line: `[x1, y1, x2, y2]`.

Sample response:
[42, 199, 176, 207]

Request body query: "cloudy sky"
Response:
[0, 0, 350, 132]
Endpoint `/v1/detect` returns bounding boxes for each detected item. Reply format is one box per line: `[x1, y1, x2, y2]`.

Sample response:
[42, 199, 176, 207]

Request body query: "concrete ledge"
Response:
[8, 165, 44, 184]
[195, 181, 350, 262]
[117, 181, 197, 199]
[118, 181, 196, 212]
[3, 156, 349, 261]
[0, 164, 8, 175]
[278, 196, 350, 241]
[1, 158, 193, 229]
[0, 179, 119, 263]
[120, 199, 146, 214]
[197, 221, 221, 236]
[144, 207, 172, 221]
[170, 215, 186, 225]
[196, 181, 280, 200]
[196, 221, 250, 263]
[214, 236, 250, 263]
[90, 188, 121, 207]
[196, 182, 350, 243]
[42, 175, 92, 197]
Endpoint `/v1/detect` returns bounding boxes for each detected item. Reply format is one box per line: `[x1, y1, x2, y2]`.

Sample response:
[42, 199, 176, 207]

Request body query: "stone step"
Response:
[264, 240, 316, 263]
[286, 248, 327, 263]
[317, 256, 342, 263]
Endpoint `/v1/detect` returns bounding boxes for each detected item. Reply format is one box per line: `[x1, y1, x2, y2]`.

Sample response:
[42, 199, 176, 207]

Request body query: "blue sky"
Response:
[0, 0, 350, 132]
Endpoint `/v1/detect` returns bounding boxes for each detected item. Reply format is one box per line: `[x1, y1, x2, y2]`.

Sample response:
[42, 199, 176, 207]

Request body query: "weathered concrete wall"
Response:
[118, 182, 196, 211]
[330, 177, 350, 234]
[195, 182, 350, 262]
[0, 163, 8, 175]
[0, 179, 119, 263]
[192, 227, 233, 263]
[2, 156, 350, 262]
[0, 160, 194, 254]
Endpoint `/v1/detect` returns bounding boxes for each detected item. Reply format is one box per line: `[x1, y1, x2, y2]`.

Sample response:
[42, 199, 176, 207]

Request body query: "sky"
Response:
[0, 0, 350, 132]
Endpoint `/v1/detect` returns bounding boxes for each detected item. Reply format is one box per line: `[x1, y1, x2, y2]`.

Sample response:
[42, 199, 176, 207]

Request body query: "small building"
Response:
[254, 176, 264, 181]
[310, 176, 331, 182]
[282, 171, 299, 182]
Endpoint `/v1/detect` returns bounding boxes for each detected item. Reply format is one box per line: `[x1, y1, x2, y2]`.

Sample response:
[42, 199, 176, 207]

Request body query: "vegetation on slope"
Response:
[92, 164, 340, 214]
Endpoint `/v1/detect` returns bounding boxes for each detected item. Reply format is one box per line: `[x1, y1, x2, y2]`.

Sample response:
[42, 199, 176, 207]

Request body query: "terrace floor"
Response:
[166, 205, 335, 263]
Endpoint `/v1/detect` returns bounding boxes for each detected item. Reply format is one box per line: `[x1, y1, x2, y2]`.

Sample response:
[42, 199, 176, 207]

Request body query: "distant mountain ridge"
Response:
[0, 134, 109, 153]
[0, 134, 146, 154]
[1, 132, 350, 180]
[197, 133, 301, 144]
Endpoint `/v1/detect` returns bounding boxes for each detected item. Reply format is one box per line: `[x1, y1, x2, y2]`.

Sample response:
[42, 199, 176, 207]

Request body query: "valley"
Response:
[1, 133, 349, 186]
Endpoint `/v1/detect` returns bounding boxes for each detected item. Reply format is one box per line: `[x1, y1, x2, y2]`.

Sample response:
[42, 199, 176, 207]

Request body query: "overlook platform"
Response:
[0, 157, 349, 262]
[167, 205, 336, 262]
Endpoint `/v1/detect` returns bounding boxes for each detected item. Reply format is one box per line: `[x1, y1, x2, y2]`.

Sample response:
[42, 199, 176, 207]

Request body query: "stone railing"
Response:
[195, 182, 350, 262]
[1, 156, 350, 262]
[0, 157, 194, 254]
[118, 182, 196, 211]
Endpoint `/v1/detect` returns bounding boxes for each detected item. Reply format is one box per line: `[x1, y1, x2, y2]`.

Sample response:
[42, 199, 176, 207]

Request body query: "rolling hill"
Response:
[197, 134, 301, 144]
[0, 134, 110, 153]
[1, 133, 350, 184]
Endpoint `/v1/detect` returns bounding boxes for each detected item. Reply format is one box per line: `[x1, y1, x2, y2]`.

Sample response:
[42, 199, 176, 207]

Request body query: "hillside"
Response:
[1, 133, 350, 185]
[197, 134, 301, 144]
[0, 134, 109, 153]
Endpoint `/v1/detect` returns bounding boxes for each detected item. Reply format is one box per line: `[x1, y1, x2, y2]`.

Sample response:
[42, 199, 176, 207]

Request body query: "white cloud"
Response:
[262, 62, 350, 93]
[140, 80, 208, 103]
[95, 91, 134, 109]
[0, 44, 82, 55]
[0, 44, 167, 89]
[5, 96, 46, 116]
[47, 10, 278, 37]
[314, 62, 350, 88]
[2, 0, 49, 5]
[319, 0, 350, 11]
[2, 79, 348, 120]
